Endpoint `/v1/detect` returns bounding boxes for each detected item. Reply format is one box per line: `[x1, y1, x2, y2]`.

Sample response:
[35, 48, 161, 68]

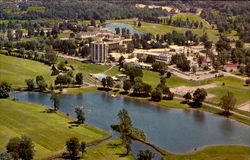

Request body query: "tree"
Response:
[118, 56, 125, 65]
[123, 80, 132, 92]
[7, 136, 35, 160]
[106, 76, 114, 89]
[235, 40, 244, 49]
[75, 73, 83, 85]
[36, 75, 47, 91]
[183, 92, 192, 102]
[55, 75, 72, 85]
[136, 150, 155, 160]
[101, 78, 107, 88]
[90, 19, 96, 27]
[138, 21, 142, 27]
[193, 88, 207, 106]
[80, 142, 86, 157]
[7, 29, 13, 41]
[66, 137, 80, 158]
[166, 72, 171, 78]
[0, 82, 11, 98]
[152, 62, 167, 73]
[220, 92, 237, 116]
[50, 93, 60, 111]
[117, 109, 132, 155]
[18, 136, 35, 160]
[6, 137, 20, 160]
[245, 79, 250, 86]
[25, 79, 35, 91]
[151, 89, 162, 102]
[75, 107, 85, 124]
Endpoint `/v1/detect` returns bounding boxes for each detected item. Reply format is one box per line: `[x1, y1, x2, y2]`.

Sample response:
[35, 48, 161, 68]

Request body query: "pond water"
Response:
[11, 92, 250, 156]
[104, 23, 143, 35]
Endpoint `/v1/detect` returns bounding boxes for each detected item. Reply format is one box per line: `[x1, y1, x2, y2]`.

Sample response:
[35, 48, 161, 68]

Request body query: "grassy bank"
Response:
[74, 138, 250, 160]
[164, 145, 250, 160]
[0, 99, 110, 159]
[82, 139, 134, 160]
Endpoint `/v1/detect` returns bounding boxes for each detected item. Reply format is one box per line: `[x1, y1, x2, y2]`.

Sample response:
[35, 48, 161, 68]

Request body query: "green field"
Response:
[0, 99, 110, 159]
[207, 86, 250, 105]
[0, 54, 54, 88]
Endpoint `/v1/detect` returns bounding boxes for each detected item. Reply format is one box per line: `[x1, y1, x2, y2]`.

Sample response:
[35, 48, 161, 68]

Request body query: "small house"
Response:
[224, 64, 238, 72]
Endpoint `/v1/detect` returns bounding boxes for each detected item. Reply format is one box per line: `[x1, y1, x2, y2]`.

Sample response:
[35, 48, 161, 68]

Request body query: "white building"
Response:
[133, 48, 172, 64]
[90, 41, 109, 63]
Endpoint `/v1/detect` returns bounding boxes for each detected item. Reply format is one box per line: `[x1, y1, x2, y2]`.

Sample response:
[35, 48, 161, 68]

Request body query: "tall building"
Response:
[90, 41, 109, 63]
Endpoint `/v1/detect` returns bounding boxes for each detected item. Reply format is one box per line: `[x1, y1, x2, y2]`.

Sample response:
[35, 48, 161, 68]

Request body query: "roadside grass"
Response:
[0, 99, 110, 159]
[0, 54, 55, 88]
[164, 145, 250, 160]
[82, 139, 134, 160]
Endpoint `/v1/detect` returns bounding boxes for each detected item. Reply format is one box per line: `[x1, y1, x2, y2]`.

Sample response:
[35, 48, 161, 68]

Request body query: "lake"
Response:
[11, 92, 250, 155]
[104, 23, 143, 35]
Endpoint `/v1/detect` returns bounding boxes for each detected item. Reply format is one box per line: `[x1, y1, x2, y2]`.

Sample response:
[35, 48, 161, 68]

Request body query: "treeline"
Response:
[0, 0, 169, 20]
[160, 17, 203, 29]
[200, 4, 250, 42]
[132, 30, 202, 50]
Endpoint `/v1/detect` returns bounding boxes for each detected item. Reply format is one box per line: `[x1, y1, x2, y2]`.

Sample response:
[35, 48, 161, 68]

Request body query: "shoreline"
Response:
[10, 89, 250, 157]
[12, 88, 250, 127]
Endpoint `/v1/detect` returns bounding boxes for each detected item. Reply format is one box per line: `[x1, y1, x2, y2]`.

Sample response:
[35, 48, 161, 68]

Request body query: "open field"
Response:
[0, 99, 110, 159]
[0, 54, 55, 88]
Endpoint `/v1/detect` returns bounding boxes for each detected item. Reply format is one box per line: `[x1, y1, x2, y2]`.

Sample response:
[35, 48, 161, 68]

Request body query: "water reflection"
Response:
[192, 110, 205, 123]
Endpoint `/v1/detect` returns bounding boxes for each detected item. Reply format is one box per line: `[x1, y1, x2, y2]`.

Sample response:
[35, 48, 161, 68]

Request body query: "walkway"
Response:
[174, 97, 250, 119]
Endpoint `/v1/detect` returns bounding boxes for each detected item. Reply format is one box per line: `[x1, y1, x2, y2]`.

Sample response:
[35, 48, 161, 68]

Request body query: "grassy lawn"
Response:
[206, 86, 250, 106]
[0, 54, 55, 88]
[164, 145, 250, 160]
[0, 99, 110, 159]
[82, 139, 134, 160]
[0, 54, 120, 89]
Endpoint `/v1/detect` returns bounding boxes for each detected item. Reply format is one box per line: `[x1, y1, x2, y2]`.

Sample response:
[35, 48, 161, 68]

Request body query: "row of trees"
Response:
[160, 17, 204, 29]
